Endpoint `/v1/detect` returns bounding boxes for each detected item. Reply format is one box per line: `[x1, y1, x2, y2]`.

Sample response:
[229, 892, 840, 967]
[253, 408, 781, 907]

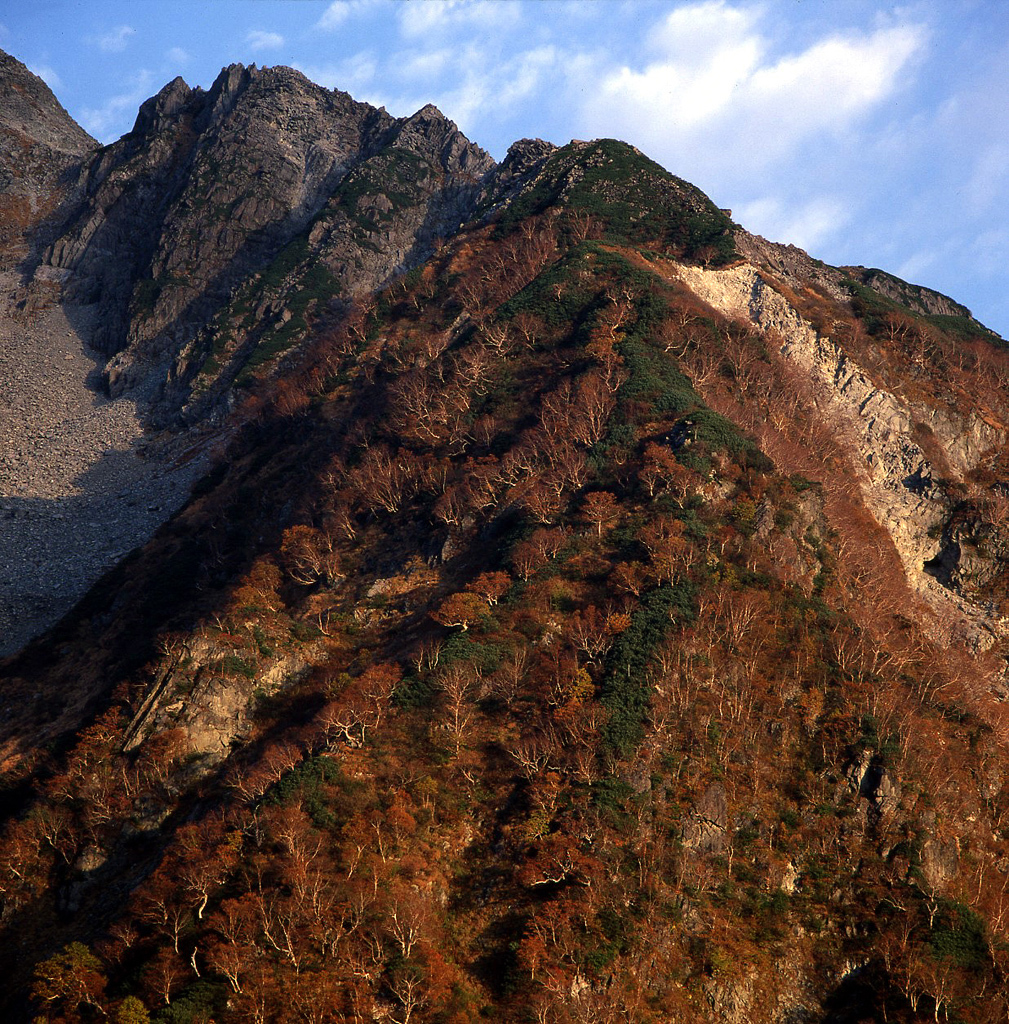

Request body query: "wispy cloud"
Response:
[27, 63, 63, 91]
[293, 52, 378, 96]
[968, 229, 1009, 282]
[316, 0, 373, 31]
[360, 40, 560, 136]
[397, 48, 453, 81]
[897, 248, 940, 285]
[246, 30, 284, 53]
[430, 44, 558, 134]
[166, 46, 190, 65]
[735, 195, 849, 252]
[398, 0, 521, 38]
[78, 69, 154, 141]
[89, 25, 136, 53]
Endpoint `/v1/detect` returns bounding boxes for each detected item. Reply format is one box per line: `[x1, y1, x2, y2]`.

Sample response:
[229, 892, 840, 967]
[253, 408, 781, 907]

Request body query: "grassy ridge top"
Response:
[497, 139, 736, 265]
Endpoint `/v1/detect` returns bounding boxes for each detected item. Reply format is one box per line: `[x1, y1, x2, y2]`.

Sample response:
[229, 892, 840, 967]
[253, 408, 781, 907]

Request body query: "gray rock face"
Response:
[35, 62, 494, 423]
[677, 257, 1007, 652]
[0, 51, 94, 157]
[846, 749, 901, 820]
[683, 782, 729, 853]
[734, 228, 982, 323]
[920, 837, 959, 888]
[0, 50, 96, 262]
[845, 265, 975, 320]
[733, 229, 850, 303]
[478, 137, 558, 216]
[0, 55, 499, 653]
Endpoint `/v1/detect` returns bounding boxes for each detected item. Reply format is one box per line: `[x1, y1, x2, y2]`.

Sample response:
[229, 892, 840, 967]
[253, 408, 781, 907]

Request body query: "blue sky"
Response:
[4, 0, 1009, 337]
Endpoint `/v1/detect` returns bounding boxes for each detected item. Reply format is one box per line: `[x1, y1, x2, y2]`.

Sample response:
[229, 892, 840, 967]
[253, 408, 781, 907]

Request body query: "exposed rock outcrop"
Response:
[0, 58, 500, 651]
[676, 259, 1007, 649]
[0, 50, 96, 263]
[478, 136, 559, 216]
[36, 62, 493, 424]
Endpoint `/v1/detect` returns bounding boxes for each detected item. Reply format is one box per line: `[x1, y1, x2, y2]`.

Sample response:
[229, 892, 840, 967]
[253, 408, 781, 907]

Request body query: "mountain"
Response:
[2, 53, 1009, 1023]
[0, 51, 96, 263]
[37, 63, 493, 425]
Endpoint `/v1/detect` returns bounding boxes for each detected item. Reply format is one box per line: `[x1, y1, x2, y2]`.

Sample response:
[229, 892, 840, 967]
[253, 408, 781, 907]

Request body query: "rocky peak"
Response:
[200, 61, 254, 129]
[32, 62, 498, 423]
[390, 103, 494, 178]
[130, 75, 195, 138]
[8, 50, 1009, 1024]
[501, 137, 559, 175]
[478, 137, 557, 215]
[0, 49, 94, 156]
[0, 49, 96, 261]
[733, 228, 851, 301]
[844, 264, 977, 320]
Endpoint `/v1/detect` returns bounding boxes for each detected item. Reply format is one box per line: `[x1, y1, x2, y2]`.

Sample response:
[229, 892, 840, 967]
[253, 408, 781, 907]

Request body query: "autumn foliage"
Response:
[5, 149, 1009, 1024]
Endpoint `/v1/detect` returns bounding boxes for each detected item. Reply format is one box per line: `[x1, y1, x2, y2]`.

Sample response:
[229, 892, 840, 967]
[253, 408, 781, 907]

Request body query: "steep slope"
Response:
[0, 276, 208, 657]
[5, 61, 1009, 1024]
[0, 56, 492, 653]
[675, 247, 1007, 650]
[0, 51, 95, 263]
[36, 63, 493, 425]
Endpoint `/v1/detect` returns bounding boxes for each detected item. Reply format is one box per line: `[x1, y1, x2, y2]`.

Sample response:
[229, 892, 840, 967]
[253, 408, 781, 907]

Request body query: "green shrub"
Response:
[267, 754, 350, 827]
[394, 673, 438, 709]
[495, 140, 735, 264]
[219, 654, 256, 679]
[601, 582, 696, 755]
[152, 980, 228, 1024]
[441, 634, 504, 672]
[930, 899, 989, 970]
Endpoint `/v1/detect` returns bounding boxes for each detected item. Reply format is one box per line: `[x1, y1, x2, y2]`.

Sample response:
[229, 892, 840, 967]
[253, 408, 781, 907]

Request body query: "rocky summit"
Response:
[0, 51, 96, 263]
[3, 51, 1009, 1024]
[38, 63, 494, 424]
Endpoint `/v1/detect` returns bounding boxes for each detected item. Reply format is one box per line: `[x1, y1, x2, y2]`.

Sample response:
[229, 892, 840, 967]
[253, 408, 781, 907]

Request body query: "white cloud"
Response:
[246, 30, 285, 52]
[647, 0, 759, 67]
[166, 46, 190, 64]
[897, 249, 940, 284]
[746, 27, 923, 130]
[581, 4, 926, 181]
[596, 35, 759, 131]
[294, 52, 377, 95]
[493, 46, 559, 111]
[398, 48, 452, 81]
[90, 25, 136, 53]
[373, 43, 559, 138]
[735, 195, 849, 252]
[78, 69, 155, 142]
[316, 0, 373, 31]
[965, 143, 1009, 215]
[398, 0, 521, 38]
[28, 63, 62, 91]
[965, 228, 1009, 284]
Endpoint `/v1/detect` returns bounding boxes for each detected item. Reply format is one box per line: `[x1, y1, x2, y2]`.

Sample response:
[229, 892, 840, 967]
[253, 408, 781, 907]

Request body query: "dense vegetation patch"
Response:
[6, 137, 1009, 1024]
[497, 139, 736, 264]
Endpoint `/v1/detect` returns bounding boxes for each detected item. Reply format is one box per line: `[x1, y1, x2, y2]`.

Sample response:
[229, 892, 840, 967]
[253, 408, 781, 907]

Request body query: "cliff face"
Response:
[37, 62, 493, 422]
[677, 257, 1007, 650]
[0, 51, 95, 262]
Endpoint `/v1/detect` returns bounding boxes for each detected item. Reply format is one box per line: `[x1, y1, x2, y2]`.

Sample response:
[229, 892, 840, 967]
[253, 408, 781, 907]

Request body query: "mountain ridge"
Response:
[33, 59, 493, 424]
[3, 52, 1009, 1024]
[0, 50, 96, 263]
